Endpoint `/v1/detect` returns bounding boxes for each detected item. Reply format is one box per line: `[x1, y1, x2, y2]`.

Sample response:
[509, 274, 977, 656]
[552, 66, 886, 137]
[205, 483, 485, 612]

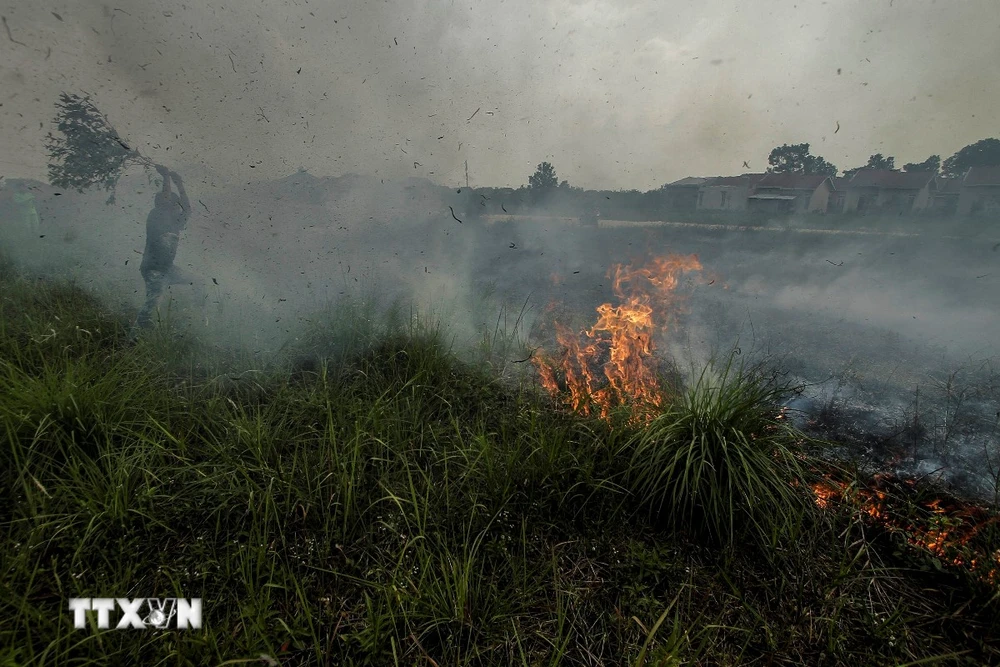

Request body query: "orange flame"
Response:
[809, 474, 1000, 585]
[533, 254, 702, 420]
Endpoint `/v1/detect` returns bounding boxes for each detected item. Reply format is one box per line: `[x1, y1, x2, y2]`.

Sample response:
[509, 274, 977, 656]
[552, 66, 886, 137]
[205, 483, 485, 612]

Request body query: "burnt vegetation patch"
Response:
[1, 267, 999, 666]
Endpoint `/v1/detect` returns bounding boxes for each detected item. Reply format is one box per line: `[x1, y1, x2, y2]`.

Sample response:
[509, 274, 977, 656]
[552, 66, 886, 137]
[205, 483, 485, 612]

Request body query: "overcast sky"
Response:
[1, 0, 998, 190]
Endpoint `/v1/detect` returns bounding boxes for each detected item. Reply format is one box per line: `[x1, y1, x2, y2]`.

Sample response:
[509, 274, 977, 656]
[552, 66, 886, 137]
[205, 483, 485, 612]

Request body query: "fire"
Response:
[809, 473, 1000, 585]
[533, 254, 702, 419]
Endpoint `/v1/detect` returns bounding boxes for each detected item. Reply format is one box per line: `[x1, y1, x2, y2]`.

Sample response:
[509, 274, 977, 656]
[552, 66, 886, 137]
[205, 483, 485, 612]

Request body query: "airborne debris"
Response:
[448, 206, 463, 223]
[51, 12, 63, 21]
[467, 107, 480, 121]
[512, 348, 538, 363]
[826, 260, 844, 266]
[2, 16, 26, 46]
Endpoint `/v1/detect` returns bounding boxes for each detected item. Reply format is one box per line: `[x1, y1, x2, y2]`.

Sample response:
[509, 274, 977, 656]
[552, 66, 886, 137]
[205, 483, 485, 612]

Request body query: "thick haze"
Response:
[2, 0, 1000, 500]
[2, 0, 1000, 189]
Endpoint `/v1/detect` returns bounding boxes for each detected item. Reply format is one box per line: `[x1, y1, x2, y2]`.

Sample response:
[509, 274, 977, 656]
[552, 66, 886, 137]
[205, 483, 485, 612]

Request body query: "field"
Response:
[2, 254, 1000, 666]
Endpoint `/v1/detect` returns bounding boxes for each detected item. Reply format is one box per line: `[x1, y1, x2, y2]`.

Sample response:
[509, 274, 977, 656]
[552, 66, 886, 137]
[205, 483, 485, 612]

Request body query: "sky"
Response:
[1, 0, 999, 190]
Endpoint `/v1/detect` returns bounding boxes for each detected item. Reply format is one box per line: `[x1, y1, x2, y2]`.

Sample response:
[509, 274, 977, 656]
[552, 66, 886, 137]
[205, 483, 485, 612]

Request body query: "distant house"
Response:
[842, 170, 936, 214]
[747, 173, 834, 214]
[827, 177, 851, 213]
[931, 177, 962, 215]
[661, 177, 707, 211]
[957, 166, 1000, 215]
[697, 173, 766, 211]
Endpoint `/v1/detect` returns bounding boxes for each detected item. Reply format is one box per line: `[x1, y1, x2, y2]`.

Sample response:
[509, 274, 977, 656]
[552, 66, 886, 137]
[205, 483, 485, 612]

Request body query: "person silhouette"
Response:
[132, 165, 204, 336]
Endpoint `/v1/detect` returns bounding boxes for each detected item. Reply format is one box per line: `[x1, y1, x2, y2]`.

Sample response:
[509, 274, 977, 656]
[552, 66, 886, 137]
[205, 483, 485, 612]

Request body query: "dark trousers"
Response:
[133, 265, 206, 333]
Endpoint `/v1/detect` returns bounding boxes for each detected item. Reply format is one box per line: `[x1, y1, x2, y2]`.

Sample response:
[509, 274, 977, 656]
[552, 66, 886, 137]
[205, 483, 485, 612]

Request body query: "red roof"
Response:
[705, 173, 766, 187]
[847, 169, 934, 190]
[963, 166, 1000, 187]
[756, 173, 832, 190]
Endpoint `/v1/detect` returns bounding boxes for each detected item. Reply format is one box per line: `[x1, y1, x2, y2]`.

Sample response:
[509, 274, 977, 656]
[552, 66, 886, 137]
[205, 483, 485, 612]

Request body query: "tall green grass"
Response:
[623, 353, 814, 549]
[1, 258, 998, 665]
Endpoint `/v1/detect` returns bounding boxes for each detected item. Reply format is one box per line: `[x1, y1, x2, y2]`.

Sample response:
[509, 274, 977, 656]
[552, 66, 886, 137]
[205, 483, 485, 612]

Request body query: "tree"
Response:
[866, 153, 895, 170]
[903, 155, 940, 174]
[45, 92, 155, 203]
[528, 162, 559, 190]
[843, 153, 897, 178]
[766, 143, 837, 176]
[942, 138, 1000, 177]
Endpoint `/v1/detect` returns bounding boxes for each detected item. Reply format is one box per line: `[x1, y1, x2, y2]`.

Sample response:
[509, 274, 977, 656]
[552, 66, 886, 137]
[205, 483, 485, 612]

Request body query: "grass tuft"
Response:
[624, 352, 817, 548]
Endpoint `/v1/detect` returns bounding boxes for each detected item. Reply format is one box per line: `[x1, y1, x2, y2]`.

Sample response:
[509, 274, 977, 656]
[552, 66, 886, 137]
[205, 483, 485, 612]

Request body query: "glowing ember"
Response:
[533, 254, 702, 419]
[809, 473, 1000, 585]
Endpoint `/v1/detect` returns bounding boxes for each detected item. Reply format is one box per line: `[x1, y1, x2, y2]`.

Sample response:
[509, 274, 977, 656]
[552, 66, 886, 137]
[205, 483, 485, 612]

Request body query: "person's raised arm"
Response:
[155, 165, 172, 195]
[169, 170, 191, 217]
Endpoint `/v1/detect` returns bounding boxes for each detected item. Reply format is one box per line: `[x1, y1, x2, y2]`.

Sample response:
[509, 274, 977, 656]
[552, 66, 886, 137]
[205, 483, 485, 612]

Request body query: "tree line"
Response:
[521, 138, 1000, 199]
[762, 138, 999, 179]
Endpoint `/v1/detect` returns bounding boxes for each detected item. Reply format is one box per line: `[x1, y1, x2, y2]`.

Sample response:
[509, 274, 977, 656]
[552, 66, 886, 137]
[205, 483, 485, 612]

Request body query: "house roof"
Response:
[666, 177, 709, 187]
[832, 177, 851, 191]
[756, 173, 831, 190]
[962, 166, 1000, 187]
[935, 177, 963, 194]
[704, 173, 766, 187]
[847, 169, 934, 190]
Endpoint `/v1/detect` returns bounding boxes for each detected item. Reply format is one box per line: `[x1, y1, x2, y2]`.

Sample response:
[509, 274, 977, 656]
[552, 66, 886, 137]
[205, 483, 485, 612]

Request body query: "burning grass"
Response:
[810, 469, 1000, 585]
[533, 254, 702, 420]
[2, 259, 1000, 665]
